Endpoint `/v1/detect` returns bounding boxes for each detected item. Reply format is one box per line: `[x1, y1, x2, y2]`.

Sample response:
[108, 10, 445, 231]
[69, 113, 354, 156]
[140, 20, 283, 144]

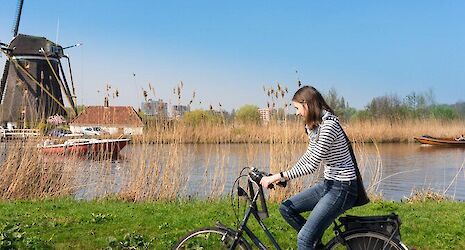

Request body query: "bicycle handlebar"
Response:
[233, 167, 288, 220]
[249, 168, 287, 189]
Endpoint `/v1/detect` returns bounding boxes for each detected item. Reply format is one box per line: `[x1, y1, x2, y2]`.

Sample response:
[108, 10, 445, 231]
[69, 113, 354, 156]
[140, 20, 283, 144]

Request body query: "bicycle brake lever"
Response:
[276, 181, 287, 188]
[264, 172, 288, 189]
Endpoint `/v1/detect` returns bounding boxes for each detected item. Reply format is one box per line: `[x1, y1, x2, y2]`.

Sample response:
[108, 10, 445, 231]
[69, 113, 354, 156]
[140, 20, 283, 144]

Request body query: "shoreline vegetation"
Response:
[1, 119, 464, 202]
[63, 84, 465, 145]
[132, 118, 465, 144]
[130, 84, 465, 144]
[0, 198, 464, 249]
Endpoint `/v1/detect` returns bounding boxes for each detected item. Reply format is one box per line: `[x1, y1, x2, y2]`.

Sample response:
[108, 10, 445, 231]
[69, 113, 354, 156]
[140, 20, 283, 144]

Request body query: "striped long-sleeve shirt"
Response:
[284, 111, 357, 181]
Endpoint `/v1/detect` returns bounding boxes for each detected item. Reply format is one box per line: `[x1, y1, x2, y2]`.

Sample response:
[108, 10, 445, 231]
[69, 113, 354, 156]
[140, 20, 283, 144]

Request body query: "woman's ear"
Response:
[302, 103, 309, 111]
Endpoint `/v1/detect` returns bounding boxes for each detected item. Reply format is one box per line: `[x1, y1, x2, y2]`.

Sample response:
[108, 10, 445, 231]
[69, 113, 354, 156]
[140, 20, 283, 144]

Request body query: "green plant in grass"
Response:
[107, 232, 152, 249]
[0, 223, 50, 250]
[91, 213, 114, 224]
[0, 223, 23, 249]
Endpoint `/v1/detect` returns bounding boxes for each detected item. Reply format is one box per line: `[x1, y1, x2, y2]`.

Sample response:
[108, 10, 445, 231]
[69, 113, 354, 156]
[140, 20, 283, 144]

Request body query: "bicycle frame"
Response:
[205, 168, 406, 250]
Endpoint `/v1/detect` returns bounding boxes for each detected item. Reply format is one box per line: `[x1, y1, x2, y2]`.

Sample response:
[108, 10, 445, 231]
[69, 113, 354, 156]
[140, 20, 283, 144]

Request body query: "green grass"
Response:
[0, 198, 464, 249]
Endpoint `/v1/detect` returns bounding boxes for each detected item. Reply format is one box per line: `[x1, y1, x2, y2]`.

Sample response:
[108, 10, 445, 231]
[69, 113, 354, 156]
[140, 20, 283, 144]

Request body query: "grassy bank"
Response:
[134, 119, 465, 144]
[0, 198, 464, 249]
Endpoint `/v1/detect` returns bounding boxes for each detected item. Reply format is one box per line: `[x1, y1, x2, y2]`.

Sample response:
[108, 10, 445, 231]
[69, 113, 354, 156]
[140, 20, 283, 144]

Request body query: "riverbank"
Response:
[0, 198, 463, 249]
[133, 119, 465, 144]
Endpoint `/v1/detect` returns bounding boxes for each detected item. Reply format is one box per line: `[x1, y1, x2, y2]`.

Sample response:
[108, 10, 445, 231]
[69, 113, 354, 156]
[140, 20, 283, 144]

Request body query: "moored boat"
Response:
[414, 135, 465, 146]
[38, 138, 130, 156]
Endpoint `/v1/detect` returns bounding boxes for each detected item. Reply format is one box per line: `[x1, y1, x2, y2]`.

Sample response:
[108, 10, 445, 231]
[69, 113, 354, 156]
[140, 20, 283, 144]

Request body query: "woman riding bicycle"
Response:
[260, 85, 369, 250]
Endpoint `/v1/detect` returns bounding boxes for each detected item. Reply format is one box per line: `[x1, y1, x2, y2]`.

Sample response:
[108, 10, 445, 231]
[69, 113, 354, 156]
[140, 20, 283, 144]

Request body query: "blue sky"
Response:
[1, 1, 464, 111]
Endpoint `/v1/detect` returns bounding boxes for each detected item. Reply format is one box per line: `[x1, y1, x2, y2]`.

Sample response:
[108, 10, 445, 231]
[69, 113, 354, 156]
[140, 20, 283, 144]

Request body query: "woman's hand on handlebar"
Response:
[260, 174, 281, 189]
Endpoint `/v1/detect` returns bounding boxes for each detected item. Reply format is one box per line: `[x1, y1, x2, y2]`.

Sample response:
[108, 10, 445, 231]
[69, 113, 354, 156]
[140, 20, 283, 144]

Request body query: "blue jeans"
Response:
[279, 179, 358, 250]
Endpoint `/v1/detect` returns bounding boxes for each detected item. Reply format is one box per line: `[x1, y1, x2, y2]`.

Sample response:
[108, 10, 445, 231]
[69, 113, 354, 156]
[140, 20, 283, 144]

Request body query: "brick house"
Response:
[70, 106, 144, 135]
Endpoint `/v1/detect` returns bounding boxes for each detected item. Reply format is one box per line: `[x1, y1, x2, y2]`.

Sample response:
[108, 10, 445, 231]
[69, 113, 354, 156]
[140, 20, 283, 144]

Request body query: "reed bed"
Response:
[0, 137, 381, 203]
[347, 118, 465, 143]
[134, 118, 465, 144]
[0, 117, 463, 202]
[135, 121, 307, 144]
[0, 140, 79, 199]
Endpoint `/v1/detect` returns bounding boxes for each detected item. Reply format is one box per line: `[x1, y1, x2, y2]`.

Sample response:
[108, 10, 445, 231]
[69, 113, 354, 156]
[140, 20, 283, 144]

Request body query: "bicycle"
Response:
[174, 167, 409, 249]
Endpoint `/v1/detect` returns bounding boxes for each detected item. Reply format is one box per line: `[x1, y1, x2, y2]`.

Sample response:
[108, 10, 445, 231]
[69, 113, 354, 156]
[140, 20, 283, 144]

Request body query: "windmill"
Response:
[0, 0, 78, 128]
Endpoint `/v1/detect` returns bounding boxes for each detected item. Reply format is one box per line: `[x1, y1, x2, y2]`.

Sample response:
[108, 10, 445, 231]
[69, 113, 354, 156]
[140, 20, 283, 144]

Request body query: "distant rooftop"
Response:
[70, 106, 143, 127]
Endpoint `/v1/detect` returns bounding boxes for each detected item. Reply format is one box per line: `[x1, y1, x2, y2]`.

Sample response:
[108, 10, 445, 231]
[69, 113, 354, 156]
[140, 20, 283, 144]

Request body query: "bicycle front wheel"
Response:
[326, 231, 408, 250]
[174, 227, 251, 250]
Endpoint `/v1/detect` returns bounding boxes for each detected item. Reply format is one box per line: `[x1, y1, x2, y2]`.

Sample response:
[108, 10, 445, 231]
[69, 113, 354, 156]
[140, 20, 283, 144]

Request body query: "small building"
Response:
[170, 105, 190, 119]
[70, 106, 144, 135]
[258, 108, 271, 123]
[141, 99, 168, 117]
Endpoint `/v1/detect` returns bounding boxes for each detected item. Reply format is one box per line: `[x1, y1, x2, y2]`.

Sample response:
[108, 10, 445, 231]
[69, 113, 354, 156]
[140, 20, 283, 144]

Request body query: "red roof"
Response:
[70, 106, 143, 127]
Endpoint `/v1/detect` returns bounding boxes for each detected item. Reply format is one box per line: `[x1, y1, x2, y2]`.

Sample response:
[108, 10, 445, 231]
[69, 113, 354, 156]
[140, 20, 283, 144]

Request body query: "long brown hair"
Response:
[292, 86, 334, 130]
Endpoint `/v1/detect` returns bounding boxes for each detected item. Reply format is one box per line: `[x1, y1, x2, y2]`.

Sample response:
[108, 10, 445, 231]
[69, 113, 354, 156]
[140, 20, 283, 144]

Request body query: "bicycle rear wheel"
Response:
[326, 231, 408, 250]
[174, 227, 251, 250]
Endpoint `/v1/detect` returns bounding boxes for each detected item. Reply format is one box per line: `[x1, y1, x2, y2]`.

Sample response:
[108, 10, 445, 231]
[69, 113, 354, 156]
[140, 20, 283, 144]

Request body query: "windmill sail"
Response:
[0, 0, 23, 106]
[12, 0, 24, 37]
[0, 61, 10, 103]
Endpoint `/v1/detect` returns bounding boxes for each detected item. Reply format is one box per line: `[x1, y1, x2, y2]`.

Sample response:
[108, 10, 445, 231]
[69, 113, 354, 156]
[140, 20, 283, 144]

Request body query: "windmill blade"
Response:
[0, 60, 10, 103]
[1, 0, 25, 103]
[58, 61, 77, 115]
[12, 0, 25, 37]
[63, 55, 76, 97]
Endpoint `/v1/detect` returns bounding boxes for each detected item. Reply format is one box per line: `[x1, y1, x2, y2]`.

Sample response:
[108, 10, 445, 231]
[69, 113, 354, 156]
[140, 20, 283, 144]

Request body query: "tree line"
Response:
[139, 88, 465, 125]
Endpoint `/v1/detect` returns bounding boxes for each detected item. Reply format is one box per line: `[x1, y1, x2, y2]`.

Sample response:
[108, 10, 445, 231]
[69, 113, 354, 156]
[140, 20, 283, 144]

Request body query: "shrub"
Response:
[235, 105, 261, 124]
[430, 105, 458, 120]
[182, 110, 223, 126]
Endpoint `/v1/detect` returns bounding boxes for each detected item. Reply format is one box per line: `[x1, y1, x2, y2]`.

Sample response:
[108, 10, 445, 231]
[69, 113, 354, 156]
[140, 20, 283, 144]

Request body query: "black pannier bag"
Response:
[338, 213, 402, 242]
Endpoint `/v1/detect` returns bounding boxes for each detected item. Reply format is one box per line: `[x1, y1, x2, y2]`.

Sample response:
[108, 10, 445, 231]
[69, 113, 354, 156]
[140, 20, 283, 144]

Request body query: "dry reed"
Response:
[1, 117, 463, 203]
[347, 118, 465, 143]
[0, 120, 450, 202]
[134, 118, 465, 144]
[405, 188, 451, 203]
[0, 140, 79, 199]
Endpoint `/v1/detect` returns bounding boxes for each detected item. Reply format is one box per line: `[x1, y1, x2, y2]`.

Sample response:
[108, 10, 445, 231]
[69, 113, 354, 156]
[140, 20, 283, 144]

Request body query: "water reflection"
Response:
[360, 143, 465, 200]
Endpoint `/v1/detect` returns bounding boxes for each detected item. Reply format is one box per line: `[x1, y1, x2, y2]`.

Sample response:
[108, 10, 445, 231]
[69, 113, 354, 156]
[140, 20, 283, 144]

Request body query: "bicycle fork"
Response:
[229, 204, 282, 250]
